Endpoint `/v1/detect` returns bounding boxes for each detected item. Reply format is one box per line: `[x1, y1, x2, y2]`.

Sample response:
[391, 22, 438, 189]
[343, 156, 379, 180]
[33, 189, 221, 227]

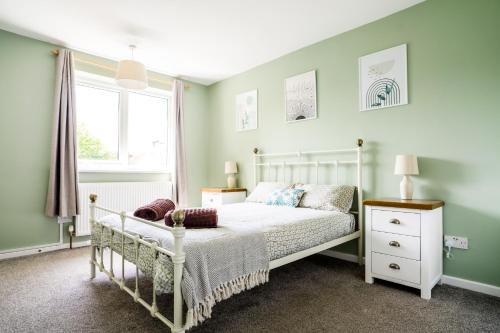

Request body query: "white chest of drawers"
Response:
[201, 188, 247, 208]
[364, 199, 444, 299]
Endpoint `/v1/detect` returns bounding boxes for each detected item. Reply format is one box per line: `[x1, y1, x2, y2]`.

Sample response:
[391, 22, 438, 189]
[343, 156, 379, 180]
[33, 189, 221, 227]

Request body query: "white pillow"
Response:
[246, 182, 288, 203]
[293, 184, 355, 213]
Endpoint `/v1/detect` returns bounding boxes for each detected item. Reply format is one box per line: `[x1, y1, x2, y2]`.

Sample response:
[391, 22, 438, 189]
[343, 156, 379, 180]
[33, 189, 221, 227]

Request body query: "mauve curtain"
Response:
[172, 79, 188, 207]
[45, 49, 80, 218]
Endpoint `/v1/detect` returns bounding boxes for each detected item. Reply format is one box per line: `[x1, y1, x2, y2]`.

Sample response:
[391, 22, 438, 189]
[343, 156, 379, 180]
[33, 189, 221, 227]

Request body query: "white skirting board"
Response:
[320, 250, 500, 298]
[440, 275, 500, 298]
[0, 240, 91, 261]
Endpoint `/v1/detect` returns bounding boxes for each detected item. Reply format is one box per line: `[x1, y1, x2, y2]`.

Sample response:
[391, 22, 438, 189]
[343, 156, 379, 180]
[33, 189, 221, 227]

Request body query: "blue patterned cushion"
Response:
[264, 188, 305, 207]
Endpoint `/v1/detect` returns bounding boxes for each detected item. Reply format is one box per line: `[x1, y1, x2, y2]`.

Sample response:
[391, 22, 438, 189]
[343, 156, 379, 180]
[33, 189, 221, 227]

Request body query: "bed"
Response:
[89, 139, 364, 333]
[92, 202, 355, 292]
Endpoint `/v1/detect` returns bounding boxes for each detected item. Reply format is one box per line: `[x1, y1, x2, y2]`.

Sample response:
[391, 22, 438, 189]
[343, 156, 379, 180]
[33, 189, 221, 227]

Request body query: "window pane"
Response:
[76, 84, 120, 161]
[128, 92, 168, 170]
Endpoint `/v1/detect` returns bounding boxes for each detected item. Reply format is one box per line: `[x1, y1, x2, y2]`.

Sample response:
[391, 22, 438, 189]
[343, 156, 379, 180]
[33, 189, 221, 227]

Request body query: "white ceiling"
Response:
[0, 0, 423, 85]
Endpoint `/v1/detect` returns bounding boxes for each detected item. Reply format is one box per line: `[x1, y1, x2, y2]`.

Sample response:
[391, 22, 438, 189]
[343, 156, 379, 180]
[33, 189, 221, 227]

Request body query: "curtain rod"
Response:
[51, 49, 191, 89]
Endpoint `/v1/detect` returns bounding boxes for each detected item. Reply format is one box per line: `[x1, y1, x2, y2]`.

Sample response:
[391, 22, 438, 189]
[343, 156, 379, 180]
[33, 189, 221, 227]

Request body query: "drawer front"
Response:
[202, 192, 222, 208]
[372, 231, 420, 260]
[372, 209, 420, 236]
[220, 192, 247, 204]
[372, 252, 420, 285]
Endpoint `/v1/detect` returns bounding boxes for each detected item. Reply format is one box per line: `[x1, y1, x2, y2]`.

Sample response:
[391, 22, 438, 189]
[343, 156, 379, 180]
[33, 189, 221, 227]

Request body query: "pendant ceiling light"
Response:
[116, 45, 148, 90]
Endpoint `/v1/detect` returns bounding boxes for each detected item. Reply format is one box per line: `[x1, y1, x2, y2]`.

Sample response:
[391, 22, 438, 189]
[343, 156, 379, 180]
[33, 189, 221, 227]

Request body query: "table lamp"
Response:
[394, 155, 419, 200]
[225, 161, 238, 188]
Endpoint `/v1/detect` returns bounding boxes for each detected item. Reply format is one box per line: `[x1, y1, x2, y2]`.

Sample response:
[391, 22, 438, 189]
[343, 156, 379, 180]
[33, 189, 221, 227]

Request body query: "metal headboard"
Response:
[252, 138, 364, 239]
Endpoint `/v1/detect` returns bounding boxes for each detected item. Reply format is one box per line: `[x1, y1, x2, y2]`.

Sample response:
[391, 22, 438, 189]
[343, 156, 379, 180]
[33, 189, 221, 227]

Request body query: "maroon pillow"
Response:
[134, 199, 176, 221]
[165, 208, 217, 229]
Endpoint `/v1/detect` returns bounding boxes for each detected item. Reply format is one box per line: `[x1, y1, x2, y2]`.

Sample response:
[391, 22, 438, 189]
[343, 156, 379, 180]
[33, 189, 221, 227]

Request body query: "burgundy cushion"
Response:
[134, 199, 176, 221]
[165, 208, 217, 229]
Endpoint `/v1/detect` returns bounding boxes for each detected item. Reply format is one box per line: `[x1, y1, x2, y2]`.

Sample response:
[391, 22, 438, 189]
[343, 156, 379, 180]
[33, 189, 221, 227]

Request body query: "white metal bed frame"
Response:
[89, 138, 364, 333]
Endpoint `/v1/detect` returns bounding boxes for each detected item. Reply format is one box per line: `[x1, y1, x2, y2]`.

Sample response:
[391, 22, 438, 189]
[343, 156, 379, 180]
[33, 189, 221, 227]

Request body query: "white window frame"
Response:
[76, 71, 173, 173]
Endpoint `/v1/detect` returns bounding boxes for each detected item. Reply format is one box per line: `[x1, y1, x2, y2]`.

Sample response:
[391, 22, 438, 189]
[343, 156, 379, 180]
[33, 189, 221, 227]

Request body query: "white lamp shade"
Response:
[225, 161, 238, 174]
[116, 59, 148, 90]
[394, 155, 419, 175]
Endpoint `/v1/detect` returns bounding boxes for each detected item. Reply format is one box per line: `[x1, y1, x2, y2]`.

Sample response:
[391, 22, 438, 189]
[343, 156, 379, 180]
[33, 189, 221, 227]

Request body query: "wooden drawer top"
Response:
[201, 187, 247, 193]
[364, 198, 444, 210]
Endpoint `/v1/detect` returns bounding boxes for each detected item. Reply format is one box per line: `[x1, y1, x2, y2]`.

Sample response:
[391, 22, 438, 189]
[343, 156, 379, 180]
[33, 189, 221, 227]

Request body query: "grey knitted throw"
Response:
[181, 228, 269, 329]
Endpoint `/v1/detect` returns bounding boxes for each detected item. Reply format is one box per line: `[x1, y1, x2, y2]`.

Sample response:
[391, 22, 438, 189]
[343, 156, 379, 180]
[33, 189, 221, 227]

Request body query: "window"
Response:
[128, 92, 169, 169]
[76, 72, 171, 172]
[76, 84, 120, 161]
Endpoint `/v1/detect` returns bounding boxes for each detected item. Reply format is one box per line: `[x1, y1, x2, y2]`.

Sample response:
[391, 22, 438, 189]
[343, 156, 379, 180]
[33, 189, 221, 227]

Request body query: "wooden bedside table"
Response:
[201, 188, 247, 208]
[364, 198, 444, 299]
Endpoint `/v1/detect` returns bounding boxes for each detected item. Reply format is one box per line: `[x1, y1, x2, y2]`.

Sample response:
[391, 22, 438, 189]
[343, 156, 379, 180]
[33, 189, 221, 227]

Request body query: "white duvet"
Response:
[92, 202, 355, 294]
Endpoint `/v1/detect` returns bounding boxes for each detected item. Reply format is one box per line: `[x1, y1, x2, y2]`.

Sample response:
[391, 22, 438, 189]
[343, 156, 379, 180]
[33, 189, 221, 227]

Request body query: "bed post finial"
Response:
[89, 193, 97, 203]
[253, 148, 259, 154]
[357, 138, 363, 147]
[172, 209, 185, 228]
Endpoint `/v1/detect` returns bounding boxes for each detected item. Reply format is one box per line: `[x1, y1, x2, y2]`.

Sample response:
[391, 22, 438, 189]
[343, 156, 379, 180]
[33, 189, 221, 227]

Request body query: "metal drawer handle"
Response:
[389, 263, 400, 270]
[389, 218, 401, 225]
[389, 241, 400, 247]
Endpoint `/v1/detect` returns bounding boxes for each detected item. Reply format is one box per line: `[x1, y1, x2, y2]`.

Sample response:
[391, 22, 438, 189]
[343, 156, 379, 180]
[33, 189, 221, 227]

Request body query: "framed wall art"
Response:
[284, 70, 317, 122]
[359, 44, 408, 111]
[235, 89, 258, 131]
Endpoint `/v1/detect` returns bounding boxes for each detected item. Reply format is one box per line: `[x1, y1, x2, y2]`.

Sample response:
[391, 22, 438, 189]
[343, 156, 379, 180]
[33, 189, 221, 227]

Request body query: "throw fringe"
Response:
[184, 269, 269, 329]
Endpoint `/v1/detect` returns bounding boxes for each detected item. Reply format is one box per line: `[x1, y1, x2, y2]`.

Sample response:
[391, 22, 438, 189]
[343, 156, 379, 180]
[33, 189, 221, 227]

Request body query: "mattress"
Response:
[218, 203, 355, 260]
[91, 202, 355, 294]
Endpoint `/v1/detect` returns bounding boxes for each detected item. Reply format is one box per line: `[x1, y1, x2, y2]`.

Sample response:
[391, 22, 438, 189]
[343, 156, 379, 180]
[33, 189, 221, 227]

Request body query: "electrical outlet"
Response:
[444, 235, 469, 249]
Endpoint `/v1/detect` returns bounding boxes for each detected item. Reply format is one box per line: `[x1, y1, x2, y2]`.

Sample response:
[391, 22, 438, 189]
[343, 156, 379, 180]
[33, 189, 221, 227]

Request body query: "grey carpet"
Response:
[0, 248, 499, 333]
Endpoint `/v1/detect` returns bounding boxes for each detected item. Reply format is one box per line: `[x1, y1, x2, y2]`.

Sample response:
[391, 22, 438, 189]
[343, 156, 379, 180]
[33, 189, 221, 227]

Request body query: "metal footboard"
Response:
[88, 194, 186, 333]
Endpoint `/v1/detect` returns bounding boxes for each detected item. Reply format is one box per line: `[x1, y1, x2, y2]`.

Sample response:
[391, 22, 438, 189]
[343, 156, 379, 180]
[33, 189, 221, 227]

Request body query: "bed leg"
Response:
[172, 211, 186, 333]
[89, 194, 98, 279]
[90, 245, 96, 279]
[356, 139, 364, 267]
[357, 237, 363, 266]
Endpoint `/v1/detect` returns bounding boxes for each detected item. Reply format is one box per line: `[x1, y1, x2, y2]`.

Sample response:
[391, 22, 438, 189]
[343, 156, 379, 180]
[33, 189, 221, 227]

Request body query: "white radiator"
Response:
[76, 182, 173, 236]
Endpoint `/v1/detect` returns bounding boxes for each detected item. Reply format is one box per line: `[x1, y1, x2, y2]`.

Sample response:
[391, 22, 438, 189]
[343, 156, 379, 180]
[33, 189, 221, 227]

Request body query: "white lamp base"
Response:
[400, 175, 414, 200]
[227, 174, 237, 189]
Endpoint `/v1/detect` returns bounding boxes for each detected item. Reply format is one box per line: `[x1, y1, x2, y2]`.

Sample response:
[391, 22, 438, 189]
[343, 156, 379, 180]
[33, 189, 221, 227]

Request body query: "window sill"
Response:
[79, 169, 171, 174]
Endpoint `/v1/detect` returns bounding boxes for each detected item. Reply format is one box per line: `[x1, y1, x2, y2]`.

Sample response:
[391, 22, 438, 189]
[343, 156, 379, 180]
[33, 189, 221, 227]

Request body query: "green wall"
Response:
[0, 30, 59, 249]
[1, 0, 499, 288]
[0, 29, 209, 251]
[207, 0, 500, 286]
